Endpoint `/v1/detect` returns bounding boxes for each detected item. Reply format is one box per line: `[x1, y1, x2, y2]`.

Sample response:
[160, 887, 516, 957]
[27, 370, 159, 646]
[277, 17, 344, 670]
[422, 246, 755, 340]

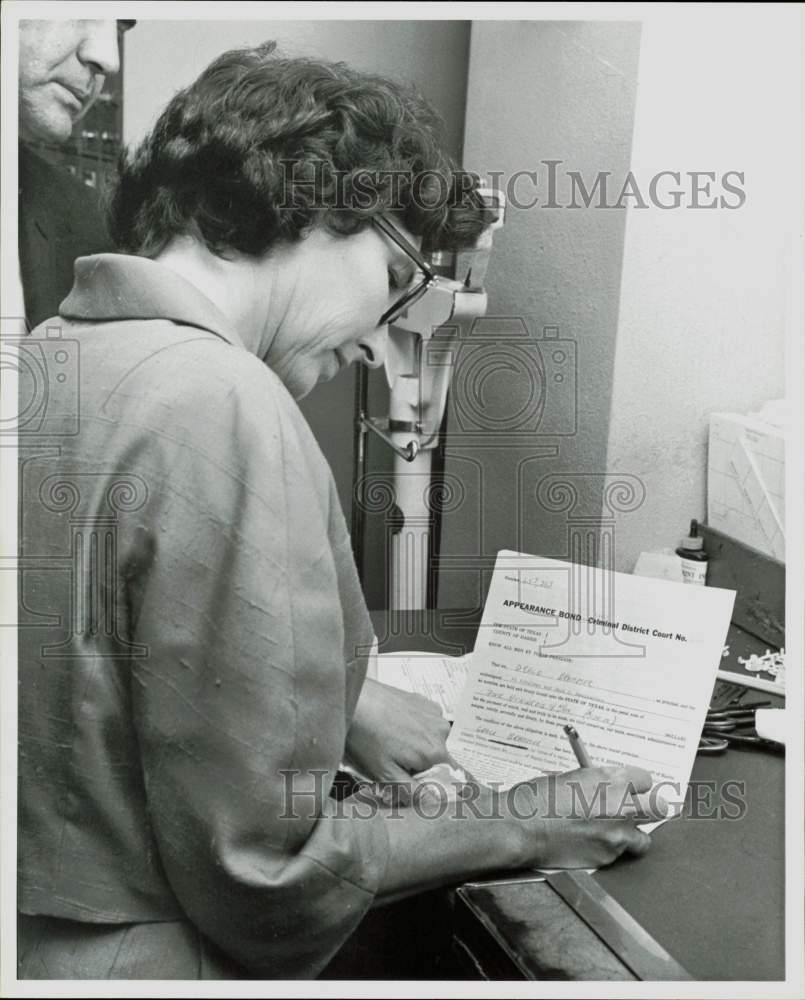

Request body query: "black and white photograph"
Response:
[1, 2, 803, 995]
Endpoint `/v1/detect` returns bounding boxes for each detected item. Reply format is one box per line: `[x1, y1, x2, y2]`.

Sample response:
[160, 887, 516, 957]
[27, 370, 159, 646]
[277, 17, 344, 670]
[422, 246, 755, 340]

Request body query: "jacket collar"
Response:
[19, 145, 53, 245]
[60, 254, 245, 349]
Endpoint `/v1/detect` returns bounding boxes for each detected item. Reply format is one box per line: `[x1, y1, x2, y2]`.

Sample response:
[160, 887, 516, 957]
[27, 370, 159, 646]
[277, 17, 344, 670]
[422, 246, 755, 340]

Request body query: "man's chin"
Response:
[19, 111, 74, 146]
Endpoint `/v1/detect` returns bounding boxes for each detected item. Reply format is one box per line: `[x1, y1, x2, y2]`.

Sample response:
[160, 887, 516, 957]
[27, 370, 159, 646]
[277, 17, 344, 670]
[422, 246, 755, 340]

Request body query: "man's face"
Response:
[19, 20, 122, 144]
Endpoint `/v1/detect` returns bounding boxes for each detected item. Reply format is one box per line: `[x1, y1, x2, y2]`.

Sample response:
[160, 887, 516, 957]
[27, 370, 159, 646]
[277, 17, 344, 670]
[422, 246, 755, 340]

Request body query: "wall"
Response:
[123, 19, 471, 607]
[606, 15, 792, 572]
[124, 20, 468, 152]
[437, 21, 643, 609]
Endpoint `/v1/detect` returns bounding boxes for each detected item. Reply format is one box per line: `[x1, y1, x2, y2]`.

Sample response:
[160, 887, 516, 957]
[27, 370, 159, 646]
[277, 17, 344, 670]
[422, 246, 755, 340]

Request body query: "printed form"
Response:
[374, 652, 471, 720]
[448, 551, 735, 807]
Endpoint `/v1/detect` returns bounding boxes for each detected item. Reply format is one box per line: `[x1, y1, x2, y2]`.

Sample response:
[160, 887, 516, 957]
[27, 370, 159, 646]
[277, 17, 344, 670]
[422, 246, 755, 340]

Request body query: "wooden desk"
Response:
[368, 610, 785, 982]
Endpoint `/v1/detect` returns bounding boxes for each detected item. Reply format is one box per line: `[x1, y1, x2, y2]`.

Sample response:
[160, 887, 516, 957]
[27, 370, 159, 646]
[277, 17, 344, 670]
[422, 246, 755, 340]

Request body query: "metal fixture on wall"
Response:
[352, 191, 505, 611]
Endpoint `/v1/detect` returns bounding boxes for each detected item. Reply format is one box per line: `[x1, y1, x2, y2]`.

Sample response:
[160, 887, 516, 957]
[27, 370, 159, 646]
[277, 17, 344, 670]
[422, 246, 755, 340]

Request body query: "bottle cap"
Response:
[681, 535, 704, 551]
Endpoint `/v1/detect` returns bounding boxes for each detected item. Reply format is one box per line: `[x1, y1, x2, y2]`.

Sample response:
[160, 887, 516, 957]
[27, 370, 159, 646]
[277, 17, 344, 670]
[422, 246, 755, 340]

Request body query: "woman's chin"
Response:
[313, 354, 344, 389]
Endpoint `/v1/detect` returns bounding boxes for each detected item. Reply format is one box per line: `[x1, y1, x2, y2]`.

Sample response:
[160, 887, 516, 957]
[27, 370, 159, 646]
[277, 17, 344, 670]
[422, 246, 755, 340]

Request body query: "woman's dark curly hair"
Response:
[109, 42, 491, 258]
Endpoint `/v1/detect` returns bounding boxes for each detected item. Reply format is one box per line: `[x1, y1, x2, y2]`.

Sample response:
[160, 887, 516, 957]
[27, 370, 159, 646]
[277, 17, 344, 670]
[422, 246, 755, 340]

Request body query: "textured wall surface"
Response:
[606, 16, 790, 572]
[438, 21, 642, 610]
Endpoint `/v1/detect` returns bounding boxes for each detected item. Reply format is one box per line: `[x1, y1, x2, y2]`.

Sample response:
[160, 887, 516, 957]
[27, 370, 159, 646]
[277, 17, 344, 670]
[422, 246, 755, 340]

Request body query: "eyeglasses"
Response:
[372, 216, 436, 327]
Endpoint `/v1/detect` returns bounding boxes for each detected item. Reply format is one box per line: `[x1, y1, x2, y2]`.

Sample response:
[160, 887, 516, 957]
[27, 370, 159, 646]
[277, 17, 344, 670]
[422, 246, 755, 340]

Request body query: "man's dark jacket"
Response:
[18, 144, 113, 329]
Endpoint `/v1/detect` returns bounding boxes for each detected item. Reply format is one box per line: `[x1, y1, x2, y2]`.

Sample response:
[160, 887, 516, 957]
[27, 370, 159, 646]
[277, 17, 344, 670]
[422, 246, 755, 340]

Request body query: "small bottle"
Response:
[676, 519, 708, 586]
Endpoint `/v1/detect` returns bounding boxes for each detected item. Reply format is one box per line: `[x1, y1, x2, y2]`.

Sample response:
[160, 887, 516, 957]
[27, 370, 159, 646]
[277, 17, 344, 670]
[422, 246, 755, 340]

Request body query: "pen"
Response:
[563, 723, 593, 768]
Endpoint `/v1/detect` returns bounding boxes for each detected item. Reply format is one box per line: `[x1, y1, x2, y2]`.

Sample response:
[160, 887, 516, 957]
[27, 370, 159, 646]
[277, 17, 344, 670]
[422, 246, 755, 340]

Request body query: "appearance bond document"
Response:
[448, 551, 736, 810]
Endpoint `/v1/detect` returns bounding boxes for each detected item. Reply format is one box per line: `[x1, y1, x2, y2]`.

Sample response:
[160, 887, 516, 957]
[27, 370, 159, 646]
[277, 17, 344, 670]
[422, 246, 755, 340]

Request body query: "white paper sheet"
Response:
[755, 708, 787, 744]
[448, 551, 736, 812]
[375, 651, 472, 720]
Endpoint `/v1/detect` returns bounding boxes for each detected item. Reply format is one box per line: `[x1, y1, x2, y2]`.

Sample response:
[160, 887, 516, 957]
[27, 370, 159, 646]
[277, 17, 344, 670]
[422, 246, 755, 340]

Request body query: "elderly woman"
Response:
[17, 43, 663, 979]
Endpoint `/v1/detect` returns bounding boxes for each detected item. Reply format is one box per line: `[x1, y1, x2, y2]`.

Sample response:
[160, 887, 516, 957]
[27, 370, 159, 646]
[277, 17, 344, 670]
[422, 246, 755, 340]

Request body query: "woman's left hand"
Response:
[345, 678, 452, 788]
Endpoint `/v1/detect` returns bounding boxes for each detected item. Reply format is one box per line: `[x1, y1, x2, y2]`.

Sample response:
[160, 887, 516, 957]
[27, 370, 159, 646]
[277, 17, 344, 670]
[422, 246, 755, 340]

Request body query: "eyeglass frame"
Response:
[372, 215, 436, 327]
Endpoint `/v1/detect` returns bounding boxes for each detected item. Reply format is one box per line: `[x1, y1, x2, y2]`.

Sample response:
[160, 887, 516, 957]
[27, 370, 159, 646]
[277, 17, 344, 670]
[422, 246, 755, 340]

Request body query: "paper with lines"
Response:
[448, 551, 735, 809]
[707, 408, 785, 560]
[374, 651, 471, 721]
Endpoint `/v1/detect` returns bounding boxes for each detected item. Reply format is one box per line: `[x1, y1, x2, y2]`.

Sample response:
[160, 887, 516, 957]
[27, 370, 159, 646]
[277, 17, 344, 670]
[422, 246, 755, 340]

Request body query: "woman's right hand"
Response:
[375, 763, 669, 899]
[499, 764, 668, 870]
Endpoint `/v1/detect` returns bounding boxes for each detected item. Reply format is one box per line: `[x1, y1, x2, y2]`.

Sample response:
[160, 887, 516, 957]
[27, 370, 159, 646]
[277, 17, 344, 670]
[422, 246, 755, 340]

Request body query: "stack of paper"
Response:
[707, 402, 785, 560]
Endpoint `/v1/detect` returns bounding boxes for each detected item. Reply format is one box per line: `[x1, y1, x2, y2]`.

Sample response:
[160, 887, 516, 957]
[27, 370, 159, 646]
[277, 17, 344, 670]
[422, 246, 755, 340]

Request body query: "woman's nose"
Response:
[357, 328, 388, 369]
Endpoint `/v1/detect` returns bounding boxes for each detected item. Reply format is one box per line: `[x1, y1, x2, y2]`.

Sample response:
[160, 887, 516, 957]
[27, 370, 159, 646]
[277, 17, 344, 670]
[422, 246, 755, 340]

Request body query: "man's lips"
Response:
[52, 80, 93, 110]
